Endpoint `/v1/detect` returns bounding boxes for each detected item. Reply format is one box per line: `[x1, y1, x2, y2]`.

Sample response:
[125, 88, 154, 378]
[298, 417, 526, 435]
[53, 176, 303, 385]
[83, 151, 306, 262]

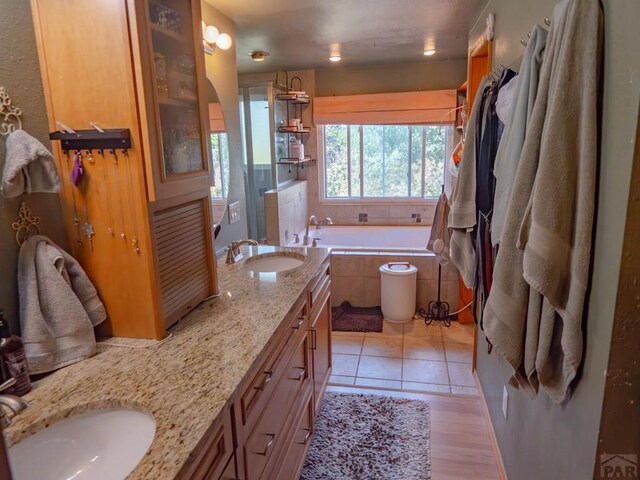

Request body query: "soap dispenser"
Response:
[0, 310, 31, 396]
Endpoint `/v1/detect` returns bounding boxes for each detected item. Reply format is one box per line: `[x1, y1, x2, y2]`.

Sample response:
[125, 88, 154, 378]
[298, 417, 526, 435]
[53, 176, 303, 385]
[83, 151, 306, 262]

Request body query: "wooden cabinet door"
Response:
[309, 282, 331, 414]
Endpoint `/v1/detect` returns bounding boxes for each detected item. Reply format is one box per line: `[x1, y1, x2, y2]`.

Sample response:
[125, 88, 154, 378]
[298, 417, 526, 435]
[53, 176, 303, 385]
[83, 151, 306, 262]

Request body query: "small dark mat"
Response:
[332, 301, 383, 333]
[300, 392, 431, 480]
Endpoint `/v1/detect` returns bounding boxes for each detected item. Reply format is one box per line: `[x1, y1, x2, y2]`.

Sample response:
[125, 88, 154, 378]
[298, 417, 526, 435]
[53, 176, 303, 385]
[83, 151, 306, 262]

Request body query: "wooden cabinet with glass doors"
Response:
[31, 0, 217, 339]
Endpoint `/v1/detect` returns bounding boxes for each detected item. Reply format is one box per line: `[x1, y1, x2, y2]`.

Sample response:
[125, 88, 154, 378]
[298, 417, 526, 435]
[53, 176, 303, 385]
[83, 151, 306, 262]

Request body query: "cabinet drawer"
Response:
[181, 409, 234, 480]
[273, 390, 314, 480]
[239, 298, 307, 432]
[308, 263, 330, 312]
[243, 332, 310, 480]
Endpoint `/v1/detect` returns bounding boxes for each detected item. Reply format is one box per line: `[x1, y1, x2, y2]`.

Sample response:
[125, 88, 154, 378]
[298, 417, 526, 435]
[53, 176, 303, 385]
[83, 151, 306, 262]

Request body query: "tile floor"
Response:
[330, 319, 478, 397]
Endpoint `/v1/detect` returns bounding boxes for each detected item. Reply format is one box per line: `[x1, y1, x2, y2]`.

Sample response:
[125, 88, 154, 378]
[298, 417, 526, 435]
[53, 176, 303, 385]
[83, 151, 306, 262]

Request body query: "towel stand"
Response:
[11, 202, 40, 246]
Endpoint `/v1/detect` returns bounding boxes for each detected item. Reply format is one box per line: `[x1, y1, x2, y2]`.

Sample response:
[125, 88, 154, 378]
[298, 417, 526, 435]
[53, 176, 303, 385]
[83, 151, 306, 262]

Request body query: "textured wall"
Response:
[470, 1, 640, 479]
[0, 0, 67, 333]
[315, 59, 467, 97]
[201, 2, 249, 253]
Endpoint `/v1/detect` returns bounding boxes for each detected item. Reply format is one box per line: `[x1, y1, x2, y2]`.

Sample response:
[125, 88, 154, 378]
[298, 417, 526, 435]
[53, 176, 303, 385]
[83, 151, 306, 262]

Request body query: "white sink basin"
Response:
[244, 253, 305, 273]
[9, 409, 156, 480]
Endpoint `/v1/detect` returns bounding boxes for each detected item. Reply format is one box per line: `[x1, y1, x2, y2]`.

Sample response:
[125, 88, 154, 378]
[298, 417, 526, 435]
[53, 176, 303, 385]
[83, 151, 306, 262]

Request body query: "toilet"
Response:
[379, 262, 418, 323]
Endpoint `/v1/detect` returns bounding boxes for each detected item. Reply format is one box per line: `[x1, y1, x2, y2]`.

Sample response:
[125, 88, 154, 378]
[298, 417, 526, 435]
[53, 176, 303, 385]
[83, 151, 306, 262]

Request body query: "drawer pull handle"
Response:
[254, 371, 273, 391]
[297, 427, 312, 445]
[289, 367, 306, 381]
[310, 328, 317, 350]
[292, 317, 305, 330]
[256, 432, 276, 456]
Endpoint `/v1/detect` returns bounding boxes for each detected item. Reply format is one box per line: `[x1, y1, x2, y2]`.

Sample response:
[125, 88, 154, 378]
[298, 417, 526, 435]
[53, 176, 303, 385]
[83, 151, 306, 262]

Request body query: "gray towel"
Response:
[483, 0, 602, 403]
[491, 25, 548, 247]
[2, 129, 60, 197]
[18, 235, 107, 374]
[427, 192, 451, 266]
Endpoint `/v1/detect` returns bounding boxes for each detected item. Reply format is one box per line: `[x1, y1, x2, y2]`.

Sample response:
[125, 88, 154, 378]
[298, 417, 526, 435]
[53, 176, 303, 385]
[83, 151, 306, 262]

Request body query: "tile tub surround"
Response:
[329, 320, 477, 397]
[330, 251, 459, 311]
[4, 245, 331, 480]
[265, 180, 308, 245]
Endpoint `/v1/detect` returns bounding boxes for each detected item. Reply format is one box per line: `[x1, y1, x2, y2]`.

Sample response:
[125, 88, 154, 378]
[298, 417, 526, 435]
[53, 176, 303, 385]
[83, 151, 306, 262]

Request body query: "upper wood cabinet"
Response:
[31, 0, 217, 339]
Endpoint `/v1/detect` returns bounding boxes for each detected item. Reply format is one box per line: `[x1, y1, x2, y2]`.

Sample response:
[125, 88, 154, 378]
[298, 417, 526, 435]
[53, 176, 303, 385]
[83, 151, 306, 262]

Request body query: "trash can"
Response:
[379, 262, 417, 323]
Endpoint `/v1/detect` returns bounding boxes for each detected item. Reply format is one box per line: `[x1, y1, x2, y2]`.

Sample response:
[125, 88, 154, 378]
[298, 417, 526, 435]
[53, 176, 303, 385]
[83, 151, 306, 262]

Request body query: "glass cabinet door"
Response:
[147, 0, 206, 178]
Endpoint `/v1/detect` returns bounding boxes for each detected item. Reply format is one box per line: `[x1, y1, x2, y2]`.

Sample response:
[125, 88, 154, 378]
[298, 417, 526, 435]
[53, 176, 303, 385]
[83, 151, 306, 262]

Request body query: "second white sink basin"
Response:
[8, 409, 156, 480]
[244, 253, 305, 273]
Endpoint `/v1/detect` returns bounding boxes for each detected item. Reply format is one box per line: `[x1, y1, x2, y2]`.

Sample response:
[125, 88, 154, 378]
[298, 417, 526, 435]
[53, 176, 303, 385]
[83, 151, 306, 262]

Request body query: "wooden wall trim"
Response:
[474, 370, 508, 480]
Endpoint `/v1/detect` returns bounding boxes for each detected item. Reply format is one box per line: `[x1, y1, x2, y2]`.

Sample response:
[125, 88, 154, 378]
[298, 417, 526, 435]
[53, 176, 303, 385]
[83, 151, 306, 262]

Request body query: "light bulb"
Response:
[423, 49, 436, 56]
[329, 54, 341, 62]
[216, 33, 232, 50]
[204, 25, 219, 44]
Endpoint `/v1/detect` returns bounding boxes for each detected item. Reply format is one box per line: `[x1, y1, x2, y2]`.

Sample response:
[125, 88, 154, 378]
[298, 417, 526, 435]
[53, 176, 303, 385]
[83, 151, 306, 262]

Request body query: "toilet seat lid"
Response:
[379, 262, 417, 276]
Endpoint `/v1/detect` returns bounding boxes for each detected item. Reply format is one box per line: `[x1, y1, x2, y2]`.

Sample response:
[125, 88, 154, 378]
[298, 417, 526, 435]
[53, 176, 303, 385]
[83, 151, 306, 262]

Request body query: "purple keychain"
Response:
[71, 150, 83, 186]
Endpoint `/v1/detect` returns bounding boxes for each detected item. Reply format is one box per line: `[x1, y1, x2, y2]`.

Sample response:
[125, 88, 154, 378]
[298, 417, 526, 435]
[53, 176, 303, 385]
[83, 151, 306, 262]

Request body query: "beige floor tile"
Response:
[441, 321, 474, 344]
[355, 378, 402, 389]
[332, 336, 364, 355]
[451, 385, 479, 397]
[444, 342, 473, 364]
[357, 355, 403, 380]
[402, 382, 452, 394]
[361, 337, 403, 358]
[332, 353, 360, 376]
[447, 362, 476, 387]
[402, 359, 450, 384]
[403, 320, 443, 339]
[403, 337, 446, 361]
[329, 375, 356, 386]
[331, 331, 365, 339]
[365, 320, 404, 339]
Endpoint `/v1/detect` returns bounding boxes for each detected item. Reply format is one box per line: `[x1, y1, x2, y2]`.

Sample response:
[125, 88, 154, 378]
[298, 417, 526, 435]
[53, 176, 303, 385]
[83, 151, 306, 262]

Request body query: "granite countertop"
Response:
[4, 245, 331, 479]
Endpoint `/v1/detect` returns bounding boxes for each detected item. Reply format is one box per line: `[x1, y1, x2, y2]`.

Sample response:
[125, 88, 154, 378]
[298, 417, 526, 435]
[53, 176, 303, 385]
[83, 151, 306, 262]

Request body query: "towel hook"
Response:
[544, 16, 551, 27]
[520, 37, 528, 47]
[12, 202, 40, 246]
[0, 87, 22, 136]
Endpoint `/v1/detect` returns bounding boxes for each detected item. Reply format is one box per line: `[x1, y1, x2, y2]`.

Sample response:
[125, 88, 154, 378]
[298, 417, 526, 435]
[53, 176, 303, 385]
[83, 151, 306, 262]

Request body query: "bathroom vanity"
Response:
[4, 246, 332, 480]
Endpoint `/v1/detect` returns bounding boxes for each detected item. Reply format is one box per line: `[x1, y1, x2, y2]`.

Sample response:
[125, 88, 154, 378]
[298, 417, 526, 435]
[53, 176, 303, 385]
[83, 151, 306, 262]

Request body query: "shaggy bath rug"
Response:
[332, 301, 384, 333]
[300, 393, 431, 480]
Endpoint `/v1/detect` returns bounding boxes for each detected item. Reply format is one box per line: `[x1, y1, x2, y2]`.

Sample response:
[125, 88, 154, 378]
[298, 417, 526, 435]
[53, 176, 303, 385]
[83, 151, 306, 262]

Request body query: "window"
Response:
[322, 124, 452, 200]
[210, 132, 229, 199]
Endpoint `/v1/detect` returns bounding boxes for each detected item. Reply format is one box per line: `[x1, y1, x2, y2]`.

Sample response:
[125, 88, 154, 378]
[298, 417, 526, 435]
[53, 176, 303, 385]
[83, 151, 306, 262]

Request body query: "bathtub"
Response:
[288, 225, 432, 252]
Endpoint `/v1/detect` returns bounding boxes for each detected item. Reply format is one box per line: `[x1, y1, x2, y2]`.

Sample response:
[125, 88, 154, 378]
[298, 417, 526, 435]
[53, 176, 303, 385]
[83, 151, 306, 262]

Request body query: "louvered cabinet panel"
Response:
[153, 198, 214, 329]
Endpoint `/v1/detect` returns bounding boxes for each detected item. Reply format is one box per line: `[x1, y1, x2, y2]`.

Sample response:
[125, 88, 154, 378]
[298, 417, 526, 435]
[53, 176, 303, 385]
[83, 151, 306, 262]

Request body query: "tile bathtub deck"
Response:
[330, 319, 478, 397]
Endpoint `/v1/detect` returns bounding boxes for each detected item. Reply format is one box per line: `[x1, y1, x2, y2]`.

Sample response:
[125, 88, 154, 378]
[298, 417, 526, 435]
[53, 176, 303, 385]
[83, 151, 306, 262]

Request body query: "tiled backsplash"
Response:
[312, 204, 437, 226]
[330, 251, 459, 311]
[265, 180, 308, 245]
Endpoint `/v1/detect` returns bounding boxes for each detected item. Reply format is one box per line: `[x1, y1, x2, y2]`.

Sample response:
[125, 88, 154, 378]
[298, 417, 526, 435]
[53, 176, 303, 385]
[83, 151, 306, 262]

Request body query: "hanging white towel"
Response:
[483, 0, 602, 403]
[2, 129, 60, 197]
[492, 25, 548, 247]
[18, 235, 107, 374]
[495, 75, 518, 126]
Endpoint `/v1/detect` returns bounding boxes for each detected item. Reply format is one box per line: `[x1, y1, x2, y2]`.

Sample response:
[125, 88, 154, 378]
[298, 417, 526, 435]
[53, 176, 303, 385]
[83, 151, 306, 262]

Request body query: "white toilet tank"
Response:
[379, 262, 418, 323]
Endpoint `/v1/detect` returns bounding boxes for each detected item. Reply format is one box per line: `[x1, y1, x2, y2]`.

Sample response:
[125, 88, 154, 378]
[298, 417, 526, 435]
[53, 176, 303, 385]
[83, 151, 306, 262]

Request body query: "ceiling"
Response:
[206, 0, 487, 73]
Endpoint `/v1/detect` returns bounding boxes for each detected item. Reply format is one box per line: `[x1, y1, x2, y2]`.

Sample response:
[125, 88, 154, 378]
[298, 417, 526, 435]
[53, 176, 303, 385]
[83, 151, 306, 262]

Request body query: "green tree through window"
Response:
[323, 125, 451, 199]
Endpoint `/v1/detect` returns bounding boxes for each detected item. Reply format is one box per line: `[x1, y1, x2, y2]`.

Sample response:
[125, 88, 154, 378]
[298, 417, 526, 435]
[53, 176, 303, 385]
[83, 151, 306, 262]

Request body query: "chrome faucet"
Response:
[0, 378, 28, 427]
[226, 239, 258, 264]
[316, 217, 333, 230]
[304, 215, 318, 246]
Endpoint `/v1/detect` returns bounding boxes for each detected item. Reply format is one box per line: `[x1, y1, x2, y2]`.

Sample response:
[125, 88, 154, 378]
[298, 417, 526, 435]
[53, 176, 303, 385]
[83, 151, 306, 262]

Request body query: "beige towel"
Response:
[483, 0, 602, 403]
[449, 76, 490, 287]
[2, 129, 60, 198]
[427, 192, 451, 266]
[18, 235, 107, 374]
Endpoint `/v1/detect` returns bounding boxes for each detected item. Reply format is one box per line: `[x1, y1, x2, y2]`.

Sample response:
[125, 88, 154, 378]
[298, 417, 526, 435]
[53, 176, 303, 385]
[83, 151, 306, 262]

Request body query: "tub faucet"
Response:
[316, 217, 333, 230]
[226, 239, 258, 264]
[304, 215, 318, 245]
[0, 378, 28, 427]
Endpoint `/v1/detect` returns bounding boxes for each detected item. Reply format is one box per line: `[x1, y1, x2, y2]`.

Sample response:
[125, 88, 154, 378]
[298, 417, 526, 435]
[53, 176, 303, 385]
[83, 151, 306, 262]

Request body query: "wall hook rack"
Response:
[12, 202, 40, 246]
[0, 87, 23, 136]
[49, 128, 131, 153]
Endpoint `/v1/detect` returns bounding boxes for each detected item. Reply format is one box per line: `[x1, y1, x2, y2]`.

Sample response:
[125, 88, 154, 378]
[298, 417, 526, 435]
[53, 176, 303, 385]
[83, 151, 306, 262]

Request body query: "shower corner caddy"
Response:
[274, 72, 316, 172]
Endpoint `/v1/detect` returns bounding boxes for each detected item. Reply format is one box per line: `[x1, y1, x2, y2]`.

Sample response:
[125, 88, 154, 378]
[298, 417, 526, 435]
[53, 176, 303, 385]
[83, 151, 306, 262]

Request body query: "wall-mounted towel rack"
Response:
[521, 16, 552, 46]
[0, 87, 23, 136]
[12, 202, 40, 246]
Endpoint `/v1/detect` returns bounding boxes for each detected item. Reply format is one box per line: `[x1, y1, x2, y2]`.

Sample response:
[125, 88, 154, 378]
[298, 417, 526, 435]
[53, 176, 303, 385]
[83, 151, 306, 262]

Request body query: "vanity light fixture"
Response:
[329, 54, 341, 62]
[202, 22, 232, 55]
[249, 51, 270, 62]
[423, 49, 436, 56]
